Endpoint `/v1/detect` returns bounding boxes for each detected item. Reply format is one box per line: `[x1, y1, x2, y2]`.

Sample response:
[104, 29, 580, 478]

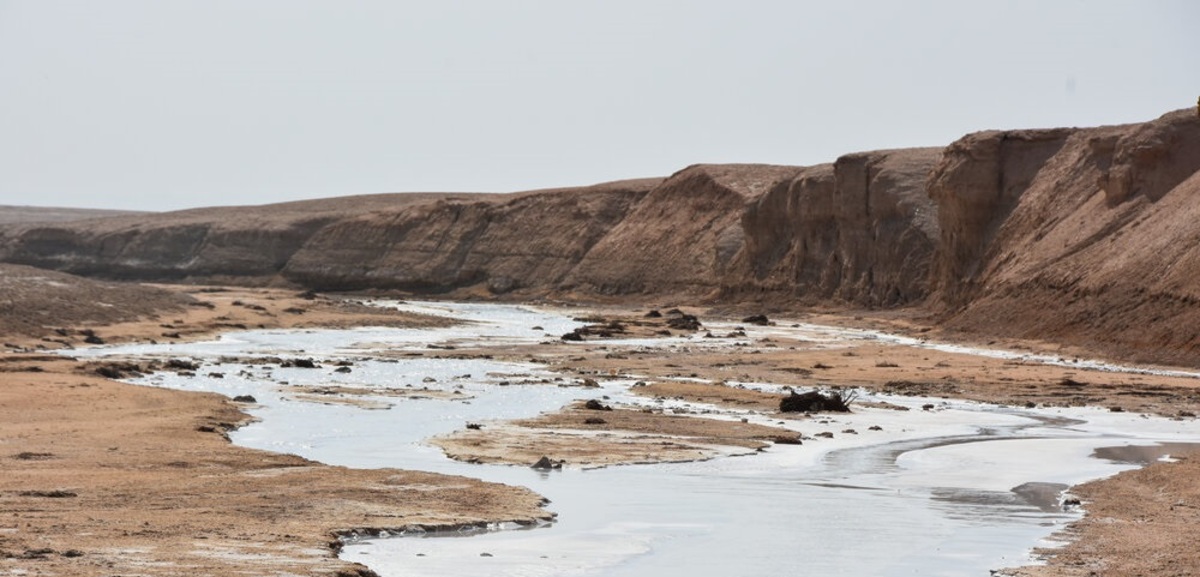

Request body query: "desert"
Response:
[3, 107, 1200, 576]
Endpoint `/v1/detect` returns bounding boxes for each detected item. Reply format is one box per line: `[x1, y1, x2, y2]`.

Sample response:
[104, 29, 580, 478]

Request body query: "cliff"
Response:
[718, 148, 942, 306]
[930, 109, 1200, 364]
[3, 108, 1200, 364]
[281, 181, 656, 294]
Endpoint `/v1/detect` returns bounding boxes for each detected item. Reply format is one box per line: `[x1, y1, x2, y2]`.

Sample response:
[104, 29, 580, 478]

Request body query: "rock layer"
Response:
[3, 108, 1200, 364]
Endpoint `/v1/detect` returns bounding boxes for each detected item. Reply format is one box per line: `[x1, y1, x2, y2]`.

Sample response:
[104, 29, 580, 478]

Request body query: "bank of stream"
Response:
[72, 301, 1200, 576]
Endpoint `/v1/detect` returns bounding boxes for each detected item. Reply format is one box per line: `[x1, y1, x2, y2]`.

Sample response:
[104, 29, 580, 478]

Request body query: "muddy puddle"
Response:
[71, 301, 1200, 576]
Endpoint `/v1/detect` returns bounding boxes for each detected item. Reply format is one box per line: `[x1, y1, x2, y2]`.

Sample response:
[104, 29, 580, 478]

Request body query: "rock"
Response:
[560, 330, 584, 342]
[742, 314, 770, 326]
[232, 395, 257, 403]
[583, 417, 607, 425]
[779, 390, 852, 413]
[530, 456, 562, 470]
[665, 313, 701, 331]
[487, 275, 517, 294]
[583, 399, 612, 411]
[165, 358, 199, 371]
[334, 366, 352, 373]
[83, 334, 104, 345]
[644, 309, 662, 318]
[94, 366, 124, 379]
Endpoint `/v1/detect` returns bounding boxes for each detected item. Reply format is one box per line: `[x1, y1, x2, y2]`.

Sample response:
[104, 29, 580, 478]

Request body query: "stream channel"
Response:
[74, 301, 1200, 577]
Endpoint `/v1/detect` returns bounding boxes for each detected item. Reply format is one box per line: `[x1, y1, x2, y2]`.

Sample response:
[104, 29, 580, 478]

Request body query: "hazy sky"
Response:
[1, 1, 1197, 212]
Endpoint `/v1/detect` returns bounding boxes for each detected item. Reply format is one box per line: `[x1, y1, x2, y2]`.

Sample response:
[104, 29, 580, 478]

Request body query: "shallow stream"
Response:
[74, 301, 1200, 576]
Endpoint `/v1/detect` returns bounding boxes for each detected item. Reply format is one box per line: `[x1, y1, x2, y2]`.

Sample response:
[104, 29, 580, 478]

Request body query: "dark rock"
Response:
[742, 314, 770, 326]
[166, 358, 200, 371]
[83, 334, 104, 345]
[779, 390, 852, 413]
[583, 417, 607, 425]
[465, 423, 483, 430]
[334, 366, 352, 373]
[286, 358, 318, 369]
[531, 456, 562, 470]
[560, 330, 584, 342]
[232, 395, 257, 403]
[584, 399, 612, 411]
[644, 309, 662, 318]
[772, 435, 802, 445]
[95, 366, 124, 379]
[666, 313, 701, 331]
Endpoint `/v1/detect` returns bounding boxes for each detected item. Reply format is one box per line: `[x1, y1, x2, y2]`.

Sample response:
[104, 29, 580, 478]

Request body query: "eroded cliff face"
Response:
[282, 182, 655, 294]
[720, 148, 942, 306]
[564, 164, 805, 297]
[4, 108, 1200, 364]
[929, 109, 1200, 363]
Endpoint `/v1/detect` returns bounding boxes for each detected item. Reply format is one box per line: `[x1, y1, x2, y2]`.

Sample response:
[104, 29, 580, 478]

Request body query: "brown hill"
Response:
[0, 205, 145, 225]
[2, 108, 1199, 364]
[0, 263, 192, 338]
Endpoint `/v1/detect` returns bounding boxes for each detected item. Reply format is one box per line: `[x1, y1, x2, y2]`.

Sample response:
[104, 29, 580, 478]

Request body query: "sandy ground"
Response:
[0, 287, 544, 577]
[3, 288, 1200, 575]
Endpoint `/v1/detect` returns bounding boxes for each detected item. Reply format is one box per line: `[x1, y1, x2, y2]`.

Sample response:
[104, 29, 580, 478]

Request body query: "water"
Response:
[74, 301, 1200, 577]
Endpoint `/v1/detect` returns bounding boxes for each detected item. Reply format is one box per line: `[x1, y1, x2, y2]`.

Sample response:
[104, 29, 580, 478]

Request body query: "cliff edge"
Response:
[3, 108, 1199, 365]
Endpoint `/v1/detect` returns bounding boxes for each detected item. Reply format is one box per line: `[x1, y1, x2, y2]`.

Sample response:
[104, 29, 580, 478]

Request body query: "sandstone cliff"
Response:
[719, 148, 942, 307]
[930, 109, 1200, 364]
[281, 181, 656, 294]
[3, 108, 1200, 365]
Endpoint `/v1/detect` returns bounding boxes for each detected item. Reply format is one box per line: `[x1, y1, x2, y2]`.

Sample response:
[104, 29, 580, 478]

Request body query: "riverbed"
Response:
[74, 301, 1200, 576]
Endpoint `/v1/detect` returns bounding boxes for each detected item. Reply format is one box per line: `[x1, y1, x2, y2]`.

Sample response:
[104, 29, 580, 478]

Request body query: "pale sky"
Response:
[0, 1, 1196, 212]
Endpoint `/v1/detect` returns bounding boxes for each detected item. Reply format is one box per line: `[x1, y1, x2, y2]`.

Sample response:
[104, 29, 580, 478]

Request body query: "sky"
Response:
[0, 1, 1197, 212]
